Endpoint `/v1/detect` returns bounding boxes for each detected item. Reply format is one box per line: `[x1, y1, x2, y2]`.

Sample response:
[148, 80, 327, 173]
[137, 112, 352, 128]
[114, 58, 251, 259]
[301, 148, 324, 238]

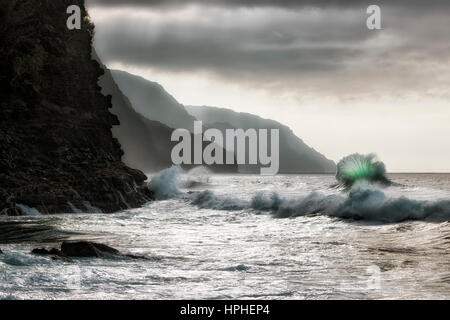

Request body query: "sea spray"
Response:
[336, 153, 391, 188]
[148, 166, 214, 200]
[250, 192, 283, 211]
[261, 191, 344, 219]
[191, 190, 248, 210]
[178, 166, 212, 188]
[148, 166, 185, 200]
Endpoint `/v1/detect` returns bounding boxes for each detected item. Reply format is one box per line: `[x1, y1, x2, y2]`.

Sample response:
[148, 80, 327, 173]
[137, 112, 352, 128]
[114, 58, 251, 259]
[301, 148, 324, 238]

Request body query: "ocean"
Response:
[1, 169, 450, 299]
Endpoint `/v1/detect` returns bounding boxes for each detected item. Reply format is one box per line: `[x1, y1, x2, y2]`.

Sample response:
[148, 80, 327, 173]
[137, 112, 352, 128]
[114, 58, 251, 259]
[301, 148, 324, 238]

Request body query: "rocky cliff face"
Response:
[0, 0, 153, 215]
[97, 65, 179, 172]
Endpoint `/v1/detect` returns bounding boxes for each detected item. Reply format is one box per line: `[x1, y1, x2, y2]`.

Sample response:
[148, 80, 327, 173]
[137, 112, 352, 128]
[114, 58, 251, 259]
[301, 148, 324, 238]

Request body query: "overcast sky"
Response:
[87, 0, 450, 172]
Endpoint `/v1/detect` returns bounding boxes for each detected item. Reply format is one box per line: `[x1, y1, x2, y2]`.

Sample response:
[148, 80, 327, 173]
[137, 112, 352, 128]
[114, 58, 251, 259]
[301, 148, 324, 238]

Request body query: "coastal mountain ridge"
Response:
[186, 105, 336, 173]
[109, 69, 336, 174]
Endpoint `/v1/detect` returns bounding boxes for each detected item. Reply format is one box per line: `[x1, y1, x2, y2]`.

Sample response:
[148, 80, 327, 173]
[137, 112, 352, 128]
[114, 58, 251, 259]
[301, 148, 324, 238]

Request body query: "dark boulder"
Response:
[32, 241, 149, 260]
[31, 247, 73, 262]
[124, 253, 152, 260]
[61, 241, 120, 258]
[0, 249, 3, 254]
[31, 248, 61, 255]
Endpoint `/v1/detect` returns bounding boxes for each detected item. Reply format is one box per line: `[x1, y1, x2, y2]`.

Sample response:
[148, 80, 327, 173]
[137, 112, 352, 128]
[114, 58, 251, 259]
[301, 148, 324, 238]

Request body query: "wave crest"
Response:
[195, 185, 450, 223]
[148, 166, 185, 200]
[336, 153, 391, 188]
[148, 167, 450, 223]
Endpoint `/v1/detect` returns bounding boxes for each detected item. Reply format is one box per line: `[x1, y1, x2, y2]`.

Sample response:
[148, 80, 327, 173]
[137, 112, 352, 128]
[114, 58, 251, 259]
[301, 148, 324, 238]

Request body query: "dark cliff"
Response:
[97, 65, 176, 172]
[0, 0, 153, 215]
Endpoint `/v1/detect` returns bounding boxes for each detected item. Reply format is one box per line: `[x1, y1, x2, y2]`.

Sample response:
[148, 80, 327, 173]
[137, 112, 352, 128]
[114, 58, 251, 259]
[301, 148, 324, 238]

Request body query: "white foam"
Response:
[16, 204, 41, 216]
[82, 201, 103, 213]
[148, 166, 185, 200]
[67, 202, 82, 213]
[189, 183, 450, 223]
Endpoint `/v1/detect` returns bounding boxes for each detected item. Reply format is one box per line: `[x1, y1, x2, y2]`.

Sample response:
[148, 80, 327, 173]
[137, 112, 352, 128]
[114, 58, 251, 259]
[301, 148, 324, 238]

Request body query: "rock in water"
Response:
[31, 248, 61, 255]
[32, 241, 149, 260]
[31, 247, 73, 262]
[0, 249, 3, 254]
[61, 241, 120, 258]
[50, 255, 74, 263]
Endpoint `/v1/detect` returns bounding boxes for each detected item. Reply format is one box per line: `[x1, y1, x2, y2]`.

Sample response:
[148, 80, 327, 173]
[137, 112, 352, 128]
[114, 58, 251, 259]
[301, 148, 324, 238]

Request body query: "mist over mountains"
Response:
[100, 69, 237, 173]
[97, 66, 175, 172]
[111, 70, 197, 132]
[186, 106, 336, 173]
[106, 70, 335, 174]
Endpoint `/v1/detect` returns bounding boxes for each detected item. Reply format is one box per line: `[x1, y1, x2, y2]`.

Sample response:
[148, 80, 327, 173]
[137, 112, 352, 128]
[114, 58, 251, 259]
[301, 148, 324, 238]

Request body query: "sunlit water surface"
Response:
[1, 173, 450, 299]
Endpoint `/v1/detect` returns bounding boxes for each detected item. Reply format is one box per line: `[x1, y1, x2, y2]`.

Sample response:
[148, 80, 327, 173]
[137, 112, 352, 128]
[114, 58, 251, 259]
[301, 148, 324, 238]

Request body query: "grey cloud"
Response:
[88, 0, 368, 8]
[90, 1, 450, 98]
[93, 7, 371, 81]
[88, 0, 450, 9]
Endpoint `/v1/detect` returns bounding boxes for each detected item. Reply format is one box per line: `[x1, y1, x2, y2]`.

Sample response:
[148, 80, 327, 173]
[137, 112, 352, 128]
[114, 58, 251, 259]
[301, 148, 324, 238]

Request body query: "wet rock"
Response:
[31, 247, 73, 262]
[61, 241, 120, 258]
[32, 241, 149, 261]
[50, 255, 74, 263]
[31, 248, 61, 255]
[124, 253, 151, 260]
[0, 249, 3, 254]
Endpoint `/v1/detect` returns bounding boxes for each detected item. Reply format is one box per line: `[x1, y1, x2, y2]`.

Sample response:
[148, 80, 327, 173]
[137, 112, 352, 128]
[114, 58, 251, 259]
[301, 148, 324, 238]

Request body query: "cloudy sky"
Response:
[87, 0, 450, 172]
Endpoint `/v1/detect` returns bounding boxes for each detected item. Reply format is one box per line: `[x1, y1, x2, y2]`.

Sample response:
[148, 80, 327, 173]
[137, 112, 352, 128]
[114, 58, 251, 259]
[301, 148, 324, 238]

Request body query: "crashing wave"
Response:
[148, 166, 185, 200]
[148, 166, 213, 200]
[336, 153, 391, 189]
[191, 190, 247, 211]
[250, 182, 450, 222]
[148, 167, 450, 223]
[178, 166, 212, 188]
[194, 183, 450, 223]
